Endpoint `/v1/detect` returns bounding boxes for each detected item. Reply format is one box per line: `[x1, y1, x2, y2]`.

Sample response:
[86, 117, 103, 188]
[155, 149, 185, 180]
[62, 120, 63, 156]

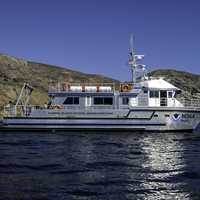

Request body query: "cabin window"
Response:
[94, 97, 103, 105]
[94, 97, 113, 105]
[104, 97, 113, 105]
[122, 97, 129, 105]
[74, 97, 79, 104]
[63, 97, 79, 105]
[149, 91, 159, 98]
[168, 91, 173, 98]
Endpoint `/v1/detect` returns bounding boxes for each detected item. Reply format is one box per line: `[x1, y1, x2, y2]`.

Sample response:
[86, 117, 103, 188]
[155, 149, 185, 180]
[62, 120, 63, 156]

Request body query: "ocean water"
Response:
[0, 131, 200, 200]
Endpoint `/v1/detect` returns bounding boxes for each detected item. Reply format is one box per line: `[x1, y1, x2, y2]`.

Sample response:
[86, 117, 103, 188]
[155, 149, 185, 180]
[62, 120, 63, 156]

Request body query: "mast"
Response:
[128, 35, 146, 83]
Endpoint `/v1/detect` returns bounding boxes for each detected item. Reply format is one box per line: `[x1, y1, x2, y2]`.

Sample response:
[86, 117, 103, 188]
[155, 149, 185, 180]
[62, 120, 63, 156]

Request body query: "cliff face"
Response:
[0, 54, 199, 111]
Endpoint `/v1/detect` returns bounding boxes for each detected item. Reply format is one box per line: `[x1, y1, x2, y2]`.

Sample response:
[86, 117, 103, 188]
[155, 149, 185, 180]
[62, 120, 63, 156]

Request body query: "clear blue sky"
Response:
[0, 0, 199, 81]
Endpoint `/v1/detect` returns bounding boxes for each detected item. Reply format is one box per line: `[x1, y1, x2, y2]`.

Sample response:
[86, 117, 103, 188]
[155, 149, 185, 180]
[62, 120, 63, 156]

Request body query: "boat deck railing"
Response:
[155, 97, 200, 108]
[3, 105, 116, 117]
[48, 82, 116, 93]
[3, 97, 200, 117]
[178, 98, 200, 108]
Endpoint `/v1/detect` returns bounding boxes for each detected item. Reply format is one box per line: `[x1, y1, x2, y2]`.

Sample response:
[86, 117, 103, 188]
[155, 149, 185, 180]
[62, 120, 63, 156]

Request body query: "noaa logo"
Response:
[172, 113, 195, 122]
[172, 113, 181, 121]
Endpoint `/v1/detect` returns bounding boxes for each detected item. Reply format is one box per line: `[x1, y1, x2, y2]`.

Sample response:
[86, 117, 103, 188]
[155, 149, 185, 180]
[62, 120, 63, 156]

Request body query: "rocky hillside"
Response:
[149, 69, 200, 97]
[0, 54, 119, 111]
[0, 54, 199, 111]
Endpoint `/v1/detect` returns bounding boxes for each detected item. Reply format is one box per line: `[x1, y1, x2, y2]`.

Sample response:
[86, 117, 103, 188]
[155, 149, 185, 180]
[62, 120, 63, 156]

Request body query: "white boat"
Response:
[1, 38, 200, 132]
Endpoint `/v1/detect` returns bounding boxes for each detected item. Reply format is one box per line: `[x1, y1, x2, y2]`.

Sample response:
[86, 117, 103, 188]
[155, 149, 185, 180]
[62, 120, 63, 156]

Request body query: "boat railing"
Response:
[4, 97, 200, 117]
[178, 97, 200, 108]
[48, 82, 116, 93]
[147, 96, 200, 108]
[4, 104, 115, 117]
[4, 105, 38, 117]
[158, 97, 200, 108]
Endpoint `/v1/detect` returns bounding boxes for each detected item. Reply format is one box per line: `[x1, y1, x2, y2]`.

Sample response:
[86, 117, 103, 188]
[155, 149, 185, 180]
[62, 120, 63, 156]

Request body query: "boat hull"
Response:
[1, 111, 200, 132]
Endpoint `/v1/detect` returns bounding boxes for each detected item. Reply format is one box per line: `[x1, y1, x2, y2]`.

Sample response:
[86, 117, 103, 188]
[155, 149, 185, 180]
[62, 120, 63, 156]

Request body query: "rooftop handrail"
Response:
[148, 76, 165, 80]
[48, 82, 116, 93]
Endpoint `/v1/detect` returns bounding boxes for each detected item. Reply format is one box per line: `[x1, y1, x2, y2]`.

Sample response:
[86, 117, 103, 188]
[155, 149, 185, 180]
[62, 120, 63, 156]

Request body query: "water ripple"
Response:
[0, 131, 199, 200]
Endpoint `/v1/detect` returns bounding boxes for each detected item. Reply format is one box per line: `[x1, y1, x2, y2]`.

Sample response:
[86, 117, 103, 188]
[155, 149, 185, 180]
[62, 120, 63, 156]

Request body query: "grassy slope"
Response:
[0, 54, 118, 111]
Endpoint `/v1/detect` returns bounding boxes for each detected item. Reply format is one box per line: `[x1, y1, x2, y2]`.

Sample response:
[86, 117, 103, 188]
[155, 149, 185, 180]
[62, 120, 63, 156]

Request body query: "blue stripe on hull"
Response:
[6, 123, 166, 126]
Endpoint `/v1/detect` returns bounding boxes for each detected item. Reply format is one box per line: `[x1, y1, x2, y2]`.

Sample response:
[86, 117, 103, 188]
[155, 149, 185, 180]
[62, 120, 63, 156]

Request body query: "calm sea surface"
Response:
[0, 131, 200, 200]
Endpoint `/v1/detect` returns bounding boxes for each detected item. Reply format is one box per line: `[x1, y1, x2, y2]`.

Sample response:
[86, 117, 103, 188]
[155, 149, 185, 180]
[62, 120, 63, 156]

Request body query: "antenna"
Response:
[129, 35, 136, 83]
[130, 34, 134, 50]
[128, 35, 146, 83]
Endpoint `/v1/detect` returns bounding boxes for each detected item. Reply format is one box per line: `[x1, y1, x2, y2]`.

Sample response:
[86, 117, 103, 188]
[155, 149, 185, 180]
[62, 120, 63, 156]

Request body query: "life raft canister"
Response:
[81, 85, 85, 92]
[96, 85, 100, 92]
[62, 83, 71, 91]
[62, 83, 67, 91]
[68, 84, 71, 91]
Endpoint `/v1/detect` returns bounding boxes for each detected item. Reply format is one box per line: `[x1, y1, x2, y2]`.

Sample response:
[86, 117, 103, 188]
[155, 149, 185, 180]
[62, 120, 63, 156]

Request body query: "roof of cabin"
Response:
[141, 78, 179, 90]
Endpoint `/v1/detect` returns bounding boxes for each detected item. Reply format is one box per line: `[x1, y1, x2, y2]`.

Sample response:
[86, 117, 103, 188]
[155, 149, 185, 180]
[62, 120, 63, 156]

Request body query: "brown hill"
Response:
[0, 54, 119, 111]
[149, 69, 200, 96]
